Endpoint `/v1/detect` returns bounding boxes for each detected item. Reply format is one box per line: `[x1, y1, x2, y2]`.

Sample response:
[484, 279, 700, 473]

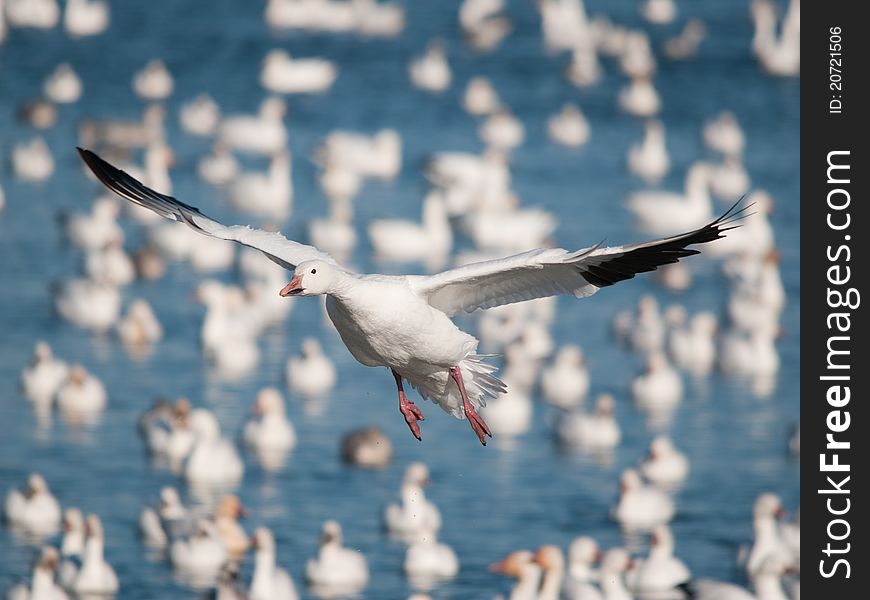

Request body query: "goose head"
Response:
[280, 260, 343, 297]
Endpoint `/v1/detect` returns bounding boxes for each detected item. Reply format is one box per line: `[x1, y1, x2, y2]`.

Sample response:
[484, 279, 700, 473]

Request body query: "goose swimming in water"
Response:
[78, 148, 743, 446]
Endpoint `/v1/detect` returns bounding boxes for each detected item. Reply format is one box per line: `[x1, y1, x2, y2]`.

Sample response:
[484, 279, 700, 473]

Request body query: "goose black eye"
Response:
[311, 269, 317, 274]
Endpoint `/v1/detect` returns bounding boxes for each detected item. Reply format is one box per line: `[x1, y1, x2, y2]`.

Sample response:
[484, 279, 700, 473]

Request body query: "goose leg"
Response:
[449, 366, 492, 446]
[393, 369, 424, 441]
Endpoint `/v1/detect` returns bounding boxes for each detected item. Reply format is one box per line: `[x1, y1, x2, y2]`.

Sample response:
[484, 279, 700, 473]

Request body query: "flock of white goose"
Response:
[2, 0, 798, 598]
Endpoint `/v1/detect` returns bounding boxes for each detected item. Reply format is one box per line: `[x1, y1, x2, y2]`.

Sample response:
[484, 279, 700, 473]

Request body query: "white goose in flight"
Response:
[78, 148, 744, 446]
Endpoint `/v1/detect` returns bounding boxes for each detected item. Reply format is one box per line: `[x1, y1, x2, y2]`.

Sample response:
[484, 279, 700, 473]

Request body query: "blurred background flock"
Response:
[0, 0, 799, 598]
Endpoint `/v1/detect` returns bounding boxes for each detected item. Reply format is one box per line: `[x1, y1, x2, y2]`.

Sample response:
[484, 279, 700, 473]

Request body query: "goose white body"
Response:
[78, 149, 742, 444]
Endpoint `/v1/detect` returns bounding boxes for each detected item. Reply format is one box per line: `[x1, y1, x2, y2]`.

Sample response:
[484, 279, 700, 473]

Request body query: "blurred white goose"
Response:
[619, 31, 656, 79]
[117, 299, 163, 346]
[4, 474, 61, 536]
[710, 155, 750, 202]
[43, 63, 82, 104]
[680, 578, 756, 600]
[668, 310, 717, 375]
[752, 553, 795, 600]
[84, 239, 135, 286]
[219, 97, 287, 155]
[63, 197, 123, 251]
[618, 76, 660, 118]
[598, 548, 635, 600]
[354, 0, 405, 37]
[403, 527, 459, 582]
[261, 49, 337, 94]
[67, 515, 118, 595]
[562, 536, 602, 600]
[740, 493, 796, 580]
[489, 549, 542, 600]
[190, 232, 237, 273]
[541, 345, 589, 409]
[337, 425, 392, 470]
[229, 151, 293, 220]
[627, 162, 714, 236]
[286, 338, 336, 397]
[369, 190, 452, 267]
[532, 545, 571, 600]
[64, 0, 109, 37]
[639, 436, 689, 488]
[538, 0, 590, 53]
[621, 295, 666, 354]
[751, 0, 799, 77]
[214, 495, 249, 557]
[718, 328, 779, 378]
[183, 411, 244, 486]
[641, 0, 676, 24]
[133, 59, 173, 101]
[250, 527, 299, 600]
[7, 547, 68, 600]
[626, 524, 690, 594]
[318, 162, 362, 204]
[56, 364, 107, 414]
[385, 463, 442, 537]
[308, 205, 358, 263]
[138, 503, 168, 548]
[21, 342, 69, 404]
[479, 377, 533, 438]
[612, 469, 674, 530]
[55, 279, 120, 331]
[243, 387, 297, 452]
[198, 143, 239, 186]
[663, 19, 707, 60]
[60, 508, 85, 558]
[12, 138, 54, 181]
[547, 103, 590, 148]
[462, 204, 556, 253]
[180, 93, 220, 137]
[316, 129, 401, 179]
[171, 518, 228, 580]
[628, 120, 670, 184]
[479, 108, 525, 151]
[556, 393, 620, 450]
[632, 353, 682, 411]
[305, 520, 369, 593]
[463, 77, 500, 115]
[5, 0, 59, 29]
[409, 40, 451, 92]
[565, 43, 602, 88]
[703, 111, 745, 157]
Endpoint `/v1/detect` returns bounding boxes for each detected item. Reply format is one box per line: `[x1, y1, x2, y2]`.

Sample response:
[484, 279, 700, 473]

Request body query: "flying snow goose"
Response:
[78, 148, 743, 446]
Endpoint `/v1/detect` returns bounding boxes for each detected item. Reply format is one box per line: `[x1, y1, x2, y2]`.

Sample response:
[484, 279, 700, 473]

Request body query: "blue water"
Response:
[0, 0, 799, 598]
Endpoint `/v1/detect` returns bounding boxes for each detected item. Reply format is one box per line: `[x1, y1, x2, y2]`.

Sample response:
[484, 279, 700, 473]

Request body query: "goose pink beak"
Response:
[279, 275, 304, 297]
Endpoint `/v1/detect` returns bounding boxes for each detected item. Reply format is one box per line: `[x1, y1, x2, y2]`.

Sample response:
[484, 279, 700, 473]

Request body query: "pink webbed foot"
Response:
[449, 366, 493, 446]
[393, 369, 424, 441]
[399, 395, 425, 441]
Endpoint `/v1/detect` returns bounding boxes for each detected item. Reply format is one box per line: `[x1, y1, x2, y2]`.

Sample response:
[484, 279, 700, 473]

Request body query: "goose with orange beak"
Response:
[79, 147, 744, 446]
